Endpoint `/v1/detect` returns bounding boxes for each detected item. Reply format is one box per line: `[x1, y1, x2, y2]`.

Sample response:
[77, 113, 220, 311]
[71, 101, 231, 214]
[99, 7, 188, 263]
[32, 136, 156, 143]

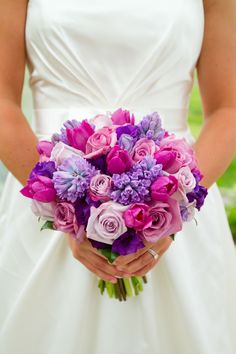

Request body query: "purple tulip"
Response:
[106, 146, 133, 174]
[111, 108, 135, 125]
[20, 175, 56, 203]
[150, 176, 178, 202]
[66, 120, 94, 152]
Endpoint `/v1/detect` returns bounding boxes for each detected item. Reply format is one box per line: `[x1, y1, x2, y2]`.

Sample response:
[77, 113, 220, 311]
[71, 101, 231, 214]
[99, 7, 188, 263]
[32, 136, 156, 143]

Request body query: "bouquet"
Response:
[21, 108, 208, 301]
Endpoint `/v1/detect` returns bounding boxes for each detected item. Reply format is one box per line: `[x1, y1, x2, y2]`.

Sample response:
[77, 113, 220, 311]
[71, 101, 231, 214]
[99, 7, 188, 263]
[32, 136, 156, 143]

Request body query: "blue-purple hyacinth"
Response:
[138, 112, 165, 144]
[111, 156, 163, 205]
[53, 156, 97, 202]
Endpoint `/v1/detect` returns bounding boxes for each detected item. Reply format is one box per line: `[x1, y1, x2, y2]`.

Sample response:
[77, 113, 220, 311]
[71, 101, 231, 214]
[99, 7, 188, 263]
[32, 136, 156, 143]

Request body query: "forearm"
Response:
[0, 98, 38, 185]
[193, 108, 236, 188]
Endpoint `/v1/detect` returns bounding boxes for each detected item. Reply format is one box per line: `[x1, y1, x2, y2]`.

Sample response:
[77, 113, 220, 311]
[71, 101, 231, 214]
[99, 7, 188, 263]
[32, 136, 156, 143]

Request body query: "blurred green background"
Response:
[0, 70, 235, 240]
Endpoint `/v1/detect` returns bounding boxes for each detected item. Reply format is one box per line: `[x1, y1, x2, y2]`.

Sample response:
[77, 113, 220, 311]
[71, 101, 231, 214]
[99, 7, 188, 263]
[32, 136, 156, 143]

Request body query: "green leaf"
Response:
[100, 248, 119, 263]
[40, 221, 54, 231]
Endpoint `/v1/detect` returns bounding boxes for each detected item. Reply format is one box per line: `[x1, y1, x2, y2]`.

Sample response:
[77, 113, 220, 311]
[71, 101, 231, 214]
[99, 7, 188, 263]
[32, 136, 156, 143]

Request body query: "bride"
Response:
[0, 0, 236, 353]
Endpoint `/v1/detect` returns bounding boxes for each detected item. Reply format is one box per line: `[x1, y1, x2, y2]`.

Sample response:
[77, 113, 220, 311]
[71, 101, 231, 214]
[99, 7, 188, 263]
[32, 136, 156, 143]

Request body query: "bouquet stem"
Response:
[98, 276, 148, 301]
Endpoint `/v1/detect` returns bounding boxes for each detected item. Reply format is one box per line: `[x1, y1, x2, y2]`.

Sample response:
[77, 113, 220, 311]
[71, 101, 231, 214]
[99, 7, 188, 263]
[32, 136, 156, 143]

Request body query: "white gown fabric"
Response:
[0, 0, 236, 353]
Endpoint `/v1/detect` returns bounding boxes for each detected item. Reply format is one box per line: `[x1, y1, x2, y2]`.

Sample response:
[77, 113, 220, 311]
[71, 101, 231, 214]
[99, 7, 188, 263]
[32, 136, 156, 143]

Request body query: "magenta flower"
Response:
[150, 176, 178, 202]
[111, 108, 135, 125]
[66, 120, 94, 152]
[106, 146, 133, 174]
[37, 140, 53, 161]
[123, 203, 152, 231]
[141, 198, 182, 243]
[20, 175, 56, 203]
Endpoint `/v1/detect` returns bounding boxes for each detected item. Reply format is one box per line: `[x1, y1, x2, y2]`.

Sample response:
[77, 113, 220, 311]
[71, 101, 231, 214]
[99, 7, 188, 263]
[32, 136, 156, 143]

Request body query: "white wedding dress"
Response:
[0, 0, 236, 353]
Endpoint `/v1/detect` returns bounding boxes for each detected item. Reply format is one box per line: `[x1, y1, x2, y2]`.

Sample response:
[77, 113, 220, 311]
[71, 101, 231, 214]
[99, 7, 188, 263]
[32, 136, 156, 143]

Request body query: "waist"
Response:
[32, 106, 192, 140]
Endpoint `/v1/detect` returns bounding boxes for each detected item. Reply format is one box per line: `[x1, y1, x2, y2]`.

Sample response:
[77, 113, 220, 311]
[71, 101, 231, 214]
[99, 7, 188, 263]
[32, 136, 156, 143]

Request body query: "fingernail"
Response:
[116, 266, 124, 271]
[110, 278, 117, 283]
[123, 273, 131, 277]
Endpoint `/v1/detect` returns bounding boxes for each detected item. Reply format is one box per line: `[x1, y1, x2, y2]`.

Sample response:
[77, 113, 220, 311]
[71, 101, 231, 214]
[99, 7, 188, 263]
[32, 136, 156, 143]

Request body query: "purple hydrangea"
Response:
[75, 196, 101, 225]
[112, 229, 145, 255]
[53, 156, 97, 202]
[187, 185, 208, 211]
[111, 156, 163, 205]
[51, 119, 81, 145]
[138, 112, 165, 144]
[30, 161, 56, 179]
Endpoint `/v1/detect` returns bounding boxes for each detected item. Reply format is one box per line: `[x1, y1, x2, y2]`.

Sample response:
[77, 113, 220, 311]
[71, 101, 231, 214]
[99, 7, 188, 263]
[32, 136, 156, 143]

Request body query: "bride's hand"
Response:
[113, 236, 173, 276]
[65, 234, 127, 283]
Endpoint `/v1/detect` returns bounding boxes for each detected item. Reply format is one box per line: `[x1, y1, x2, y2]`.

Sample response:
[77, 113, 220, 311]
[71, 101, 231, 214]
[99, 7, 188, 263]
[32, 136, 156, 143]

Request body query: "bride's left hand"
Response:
[113, 236, 173, 276]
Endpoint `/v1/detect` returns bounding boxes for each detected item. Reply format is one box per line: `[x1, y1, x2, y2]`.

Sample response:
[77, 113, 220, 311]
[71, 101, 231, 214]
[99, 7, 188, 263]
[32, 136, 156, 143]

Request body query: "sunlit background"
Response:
[0, 70, 235, 240]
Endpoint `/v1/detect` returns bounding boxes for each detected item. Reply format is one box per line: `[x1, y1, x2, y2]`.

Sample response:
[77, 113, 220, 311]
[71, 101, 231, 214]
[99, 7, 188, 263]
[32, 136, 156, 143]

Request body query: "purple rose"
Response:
[86, 201, 128, 245]
[150, 176, 178, 202]
[141, 198, 182, 243]
[20, 175, 56, 203]
[131, 138, 158, 162]
[112, 229, 145, 256]
[66, 120, 94, 152]
[123, 203, 152, 231]
[106, 146, 133, 174]
[54, 202, 85, 242]
[51, 142, 84, 166]
[111, 108, 135, 125]
[89, 174, 112, 201]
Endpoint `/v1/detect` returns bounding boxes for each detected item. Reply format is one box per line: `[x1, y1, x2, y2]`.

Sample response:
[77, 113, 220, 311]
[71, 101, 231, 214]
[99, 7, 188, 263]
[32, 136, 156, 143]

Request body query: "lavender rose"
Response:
[150, 175, 178, 202]
[85, 127, 117, 159]
[106, 146, 133, 174]
[89, 174, 112, 201]
[141, 198, 182, 243]
[51, 142, 84, 166]
[131, 138, 158, 162]
[86, 201, 128, 245]
[111, 108, 135, 125]
[54, 202, 85, 242]
[31, 200, 56, 221]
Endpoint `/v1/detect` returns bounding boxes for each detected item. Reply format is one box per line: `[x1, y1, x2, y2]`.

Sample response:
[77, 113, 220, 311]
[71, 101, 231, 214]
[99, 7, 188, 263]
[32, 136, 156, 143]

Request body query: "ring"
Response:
[147, 248, 159, 260]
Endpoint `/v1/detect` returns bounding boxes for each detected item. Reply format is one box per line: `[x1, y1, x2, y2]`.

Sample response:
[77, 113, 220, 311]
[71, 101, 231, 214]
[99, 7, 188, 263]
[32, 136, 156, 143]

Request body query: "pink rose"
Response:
[131, 138, 158, 162]
[86, 201, 128, 245]
[111, 108, 135, 125]
[89, 113, 112, 129]
[141, 198, 182, 243]
[51, 142, 84, 165]
[89, 174, 112, 201]
[150, 176, 178, 202]
[54, 202, 85, 242]
[20, 176, 56, 203]
[156, 135, 197, 172]
[37, 140, 53, 161]
[106, 146, 133, 174]
[123, 203, 152, 231]
[31, 200, 56, 221]
[85, 127, 117, 159]
[66, 120, 94, 152]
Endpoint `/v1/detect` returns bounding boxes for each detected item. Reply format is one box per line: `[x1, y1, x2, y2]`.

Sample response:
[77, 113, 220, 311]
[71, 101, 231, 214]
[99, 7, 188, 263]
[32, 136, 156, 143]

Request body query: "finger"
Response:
[116, 249, 158, 274]
[85, 251, 130, 278]
[132, 258, 160, 277]
[113, 246, 149, 266]
[81, 259, 118, 283]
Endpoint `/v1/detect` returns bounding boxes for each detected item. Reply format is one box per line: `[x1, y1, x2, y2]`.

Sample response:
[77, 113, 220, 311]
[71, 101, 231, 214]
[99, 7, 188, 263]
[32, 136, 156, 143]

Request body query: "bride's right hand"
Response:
[65, 234, 129, 283]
